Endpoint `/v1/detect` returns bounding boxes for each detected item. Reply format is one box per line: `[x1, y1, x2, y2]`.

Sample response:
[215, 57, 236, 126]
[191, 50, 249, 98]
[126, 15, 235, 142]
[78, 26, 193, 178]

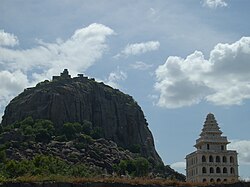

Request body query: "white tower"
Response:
[186, 113, 239, 183]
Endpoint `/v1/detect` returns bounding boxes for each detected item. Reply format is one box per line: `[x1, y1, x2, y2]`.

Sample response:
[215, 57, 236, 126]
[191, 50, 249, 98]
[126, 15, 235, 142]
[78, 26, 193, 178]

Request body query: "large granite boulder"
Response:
[1, 71, 162, 165]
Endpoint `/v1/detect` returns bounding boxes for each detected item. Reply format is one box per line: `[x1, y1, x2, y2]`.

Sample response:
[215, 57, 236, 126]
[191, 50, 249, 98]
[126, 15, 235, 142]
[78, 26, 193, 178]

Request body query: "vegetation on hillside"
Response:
[0, 117, 182, 180]
[0, 117, 105, 179]
[0, 154, 100, 179]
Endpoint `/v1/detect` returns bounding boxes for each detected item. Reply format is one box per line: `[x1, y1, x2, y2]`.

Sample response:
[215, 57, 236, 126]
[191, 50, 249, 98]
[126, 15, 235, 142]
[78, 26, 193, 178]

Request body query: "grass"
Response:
[0, 175, 246, 187]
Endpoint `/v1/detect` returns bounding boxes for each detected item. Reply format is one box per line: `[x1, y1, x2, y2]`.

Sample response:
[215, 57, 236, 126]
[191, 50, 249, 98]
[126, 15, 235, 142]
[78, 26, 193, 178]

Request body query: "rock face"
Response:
[1, 72, 162, 165]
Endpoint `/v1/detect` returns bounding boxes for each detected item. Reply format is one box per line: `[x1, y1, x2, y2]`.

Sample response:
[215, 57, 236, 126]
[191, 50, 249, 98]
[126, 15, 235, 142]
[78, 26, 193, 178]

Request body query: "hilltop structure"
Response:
[186, 113, 238, 183]
[52, 69, 71, 80]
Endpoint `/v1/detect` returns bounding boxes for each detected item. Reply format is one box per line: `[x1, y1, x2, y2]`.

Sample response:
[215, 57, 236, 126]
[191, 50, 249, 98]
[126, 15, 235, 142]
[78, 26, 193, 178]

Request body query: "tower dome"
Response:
[195, 113, 229, 150]
[186, 113, 238, 183]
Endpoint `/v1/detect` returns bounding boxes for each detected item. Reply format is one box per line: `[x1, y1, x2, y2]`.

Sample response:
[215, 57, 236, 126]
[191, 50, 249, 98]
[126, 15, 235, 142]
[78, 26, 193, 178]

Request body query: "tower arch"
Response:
[202, 155, 206, 162]
[223, 167, 227, 173]
[202, 167, 207, 174]
[209, 155, 214, 162]
[216, 167, 221, 173]
[216, 156, 220, 163]
[210, 167, 214, 173]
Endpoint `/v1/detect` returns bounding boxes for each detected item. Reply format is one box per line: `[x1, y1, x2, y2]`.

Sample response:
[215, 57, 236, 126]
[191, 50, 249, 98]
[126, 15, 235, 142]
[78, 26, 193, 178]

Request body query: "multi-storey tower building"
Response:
[186, 113, 238, 183]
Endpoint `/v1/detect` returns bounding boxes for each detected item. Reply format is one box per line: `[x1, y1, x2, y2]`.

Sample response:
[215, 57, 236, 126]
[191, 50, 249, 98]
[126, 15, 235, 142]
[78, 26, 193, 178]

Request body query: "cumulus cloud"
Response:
[0, 30, 19, 47]
[105, 69, 127, 89]
[171, 161, 186, 169]
[155, 37, 250, 108]
[203, 0, 227, 9]
[130, 61, 153, 70]
[0, 23, 114, 75]
[0, 70, 29, 118]
[116, 41, 160, 57]
[171, 161, 186, 174]
[228, 140, 250, 165]
[0, 23, 114, 114]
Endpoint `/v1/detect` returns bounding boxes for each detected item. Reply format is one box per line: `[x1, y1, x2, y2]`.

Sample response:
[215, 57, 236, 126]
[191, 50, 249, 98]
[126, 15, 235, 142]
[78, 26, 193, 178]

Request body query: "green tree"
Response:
[4, 160, 18, 178]
[62, 122, 82, 140]
[33, 120, 55, 142]
[22, 125, 33, 135]
[90, 127, 102, 139]
[78, 134, 93, 144]
[81, 120, 92, 135]
[20, 116, 34, 127]
[134, 157, 150, 176]
[125, 159, 136, 175]
[118, 160, 128, 175]
[0, 150, 6, 163]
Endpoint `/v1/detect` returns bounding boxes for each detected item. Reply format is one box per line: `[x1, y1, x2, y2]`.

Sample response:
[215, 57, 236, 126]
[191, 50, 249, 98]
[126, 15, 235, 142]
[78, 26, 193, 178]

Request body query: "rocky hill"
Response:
[1, 69, 161, 164]
[0, 69, 184, 180]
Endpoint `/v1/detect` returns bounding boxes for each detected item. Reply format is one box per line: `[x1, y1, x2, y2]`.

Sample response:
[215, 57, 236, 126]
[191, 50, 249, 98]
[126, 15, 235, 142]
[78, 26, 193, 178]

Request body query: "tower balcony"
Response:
[196, 136, 229, 145]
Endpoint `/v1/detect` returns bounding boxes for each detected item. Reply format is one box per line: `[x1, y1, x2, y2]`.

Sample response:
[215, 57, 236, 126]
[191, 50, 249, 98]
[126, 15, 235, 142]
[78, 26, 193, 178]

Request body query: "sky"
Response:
[0, 0, 250, 180]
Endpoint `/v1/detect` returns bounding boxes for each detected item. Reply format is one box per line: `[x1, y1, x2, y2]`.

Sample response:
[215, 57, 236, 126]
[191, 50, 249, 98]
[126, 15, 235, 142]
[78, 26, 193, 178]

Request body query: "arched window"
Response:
[223, 167, 227, 173]
[217, 178, 221, 183]
[202, 155, 206, 162]
[223, 156, 227, 163]
[210, 167, 214, 173]
[230, 167, 235, 174]
[210, 178, 214, 183]
[216, 167, 221, 173]
[202, 167, 207, 174]
[230, 156, 234, 163]
[209, 155, 214, 162]
[216, 156, 221, 163]
[203, 178, 207, 183]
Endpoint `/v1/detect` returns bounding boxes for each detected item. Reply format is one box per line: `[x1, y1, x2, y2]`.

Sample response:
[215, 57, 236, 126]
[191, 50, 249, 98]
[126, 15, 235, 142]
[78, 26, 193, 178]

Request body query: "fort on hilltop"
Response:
[52, 69, 71, 80]
[52, 69, 87, 81]
[186, 113, 239, 183]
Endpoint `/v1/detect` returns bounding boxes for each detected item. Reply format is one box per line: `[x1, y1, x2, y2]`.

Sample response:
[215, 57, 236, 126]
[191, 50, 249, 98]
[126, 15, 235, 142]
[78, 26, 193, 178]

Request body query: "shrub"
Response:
[20, 117, 34, 127]
[90, 127, 102, 139]
[62, 122, 82, 140]
[0, 150, 6, 163]
[134, 157, 150, 176]
[129, 144, 141, 153]
[114, 157, 150, 177]
[81, 120, 92, 135]
[78, 134, 93, 144]
[54, 135, 67, 142]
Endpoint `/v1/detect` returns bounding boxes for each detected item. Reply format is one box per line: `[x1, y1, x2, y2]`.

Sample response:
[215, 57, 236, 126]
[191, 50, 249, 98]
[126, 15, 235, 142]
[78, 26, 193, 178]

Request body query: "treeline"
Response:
[113, 157, 150, 177]
[0, 154, 100, 179]
[0, 154, 151, 179]
[0, 117, 102, 143]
